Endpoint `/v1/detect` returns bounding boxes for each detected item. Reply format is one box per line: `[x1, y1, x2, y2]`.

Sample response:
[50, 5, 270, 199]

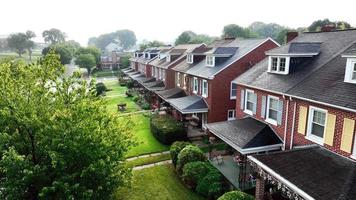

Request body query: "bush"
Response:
[120, 56, 131, 68]
[217, 191, 254, 200]
[150, 114, 187, 145]
[170, 141, 191, 167]
[141, 102, 151, 110]
[196, 169, 226, 199]
[182, 161, 211, 188]
[132, 96, 139, 102]
[95, 82, 107, 96]
[176, 145, 205, 173]
[126, 80, 134, 89]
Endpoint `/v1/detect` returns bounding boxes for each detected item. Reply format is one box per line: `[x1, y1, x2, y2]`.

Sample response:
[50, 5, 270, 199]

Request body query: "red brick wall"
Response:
[291, 99, 356, 158]
[145, 64, 152, 77]
[209, 39, 279, 123]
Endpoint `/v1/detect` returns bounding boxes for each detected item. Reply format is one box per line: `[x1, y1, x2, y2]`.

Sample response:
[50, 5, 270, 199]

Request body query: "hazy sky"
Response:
[2, 0, 356, 46]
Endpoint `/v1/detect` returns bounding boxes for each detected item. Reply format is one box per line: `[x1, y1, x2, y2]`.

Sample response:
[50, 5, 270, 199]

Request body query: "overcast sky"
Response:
[2, 0, 356, 46]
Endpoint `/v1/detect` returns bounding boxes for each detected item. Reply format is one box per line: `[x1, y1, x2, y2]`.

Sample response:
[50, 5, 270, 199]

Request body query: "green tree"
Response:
[116, 29, 137, 50]
[42, 28, 66, 44]
[6, 33, 28, 57]
[42, 45, 73, 65]
[75, 53, 96, 74]
[25, 30, 36, 61]
[77, 47, 101, 65]
[308, 18, 352, 32]
[218, 191, 254, 200]
[139, 40, 165, 51]
[248, 22, 286, 40]
[222, 24, 257, 39]
[0, 52, 134, 199]
[175, 31, 197, 45]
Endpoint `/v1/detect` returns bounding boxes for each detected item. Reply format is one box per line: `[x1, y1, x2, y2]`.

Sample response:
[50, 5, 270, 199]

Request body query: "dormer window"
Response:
[187, 54, 194, 64]
[268, 56, 290, 74]
[206, 55, 215, 67]
[166, 55, 171, 62]
[344, 58, 356, 83]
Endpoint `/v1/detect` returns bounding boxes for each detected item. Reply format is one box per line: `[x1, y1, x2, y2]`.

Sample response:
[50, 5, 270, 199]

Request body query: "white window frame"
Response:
[202, 80, 208, 98]
[206, 55, 215, 67]
[344, 58, 356, 84]
[193, 77, 198, 94]
[166, 55, 171, 62]
[266, 95, 280, 126]
[183, 74, 187, 89]
[306, 106, 327, 145]
[227, 110, 236, 121]
[244, 89, 255, 116]
[187, 54, 194, 64]
[352, 132, 356, 159]
[162, 70, 166, 81]
[159, 68, 162, 80]
[268, 56, 290, 75]
[230, 82, 237, 100]
[177, 72, 181, 87]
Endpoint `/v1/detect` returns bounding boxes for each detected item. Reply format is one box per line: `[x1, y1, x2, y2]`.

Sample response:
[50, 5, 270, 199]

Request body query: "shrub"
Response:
[150, 115, 187, 145]
[176, 145, 205, 173]
[182, 161, 211, 188]
[217, 191, 254, 200]
[141, 102, 151, 110]
[126, 80, 134, 89]
[132, 96, 139, 102]
[95, 82, 107, 96]
[196, 169, 226, 199]
[170, 141, 191, 167]
[120, 56, 131, 68]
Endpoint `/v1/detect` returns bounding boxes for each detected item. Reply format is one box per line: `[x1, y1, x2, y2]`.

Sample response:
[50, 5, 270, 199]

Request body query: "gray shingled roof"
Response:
[286, 46, 356, 110]
[142, 80, 165, 88]
[212, 47, 238, 55]
[167, 95, 208, 114]
[250, 146, 356, 200]
[186, 38, 270, 79]
[234, 30, 356, 98]
[156, 88, 186, 99]
[288, 42, 321, 54]
[207, 118, 282, 154]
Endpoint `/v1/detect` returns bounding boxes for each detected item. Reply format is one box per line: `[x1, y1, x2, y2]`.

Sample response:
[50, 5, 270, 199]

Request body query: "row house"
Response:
[165, 38, 279, 134]
[207, 29, 356, 199]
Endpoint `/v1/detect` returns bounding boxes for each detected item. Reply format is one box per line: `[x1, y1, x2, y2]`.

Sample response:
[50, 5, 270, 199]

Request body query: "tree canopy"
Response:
[6, 33, 29, 57]
[88, 29, 137, 51]
[42, 28, 66, 44]
[75, 53, 96, 74]
[222, 24, 258, 39]
[307, 18, 352, 32]
[77, 46, 101, 65]
[0, 52, 134, 199]
[175, 31, 216, 45]
[139, 40, 166, 51]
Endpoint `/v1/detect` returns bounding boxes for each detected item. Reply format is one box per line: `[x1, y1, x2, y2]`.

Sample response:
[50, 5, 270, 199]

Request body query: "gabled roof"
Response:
[167, 95, 208, 114]
[249, 146, 356, 200]
[209, 47, 239, 56]
[185, 38, 273, 79]
[234, 30, 356, 99]
[207, 118, 282, 154]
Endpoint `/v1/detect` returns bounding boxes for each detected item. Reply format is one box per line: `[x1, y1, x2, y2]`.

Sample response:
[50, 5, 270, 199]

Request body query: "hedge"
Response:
[170, 141, 191, 167]
[196, 168, 226, 199]
[95, 82, 107, 96]
[217, 191, 254, 200]
[176, 145, 205, 173]
[150, 114, 187, 145]
[182, 161, 211, 188]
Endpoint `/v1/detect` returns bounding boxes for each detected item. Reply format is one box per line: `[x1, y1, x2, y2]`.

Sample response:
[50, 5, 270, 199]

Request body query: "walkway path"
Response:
[105, 94, 126, 98]
[133, 160, 172, 171]
[126, 151, 170, 161]
[117, 110, 149, 117]
[126, 151, 172, 171]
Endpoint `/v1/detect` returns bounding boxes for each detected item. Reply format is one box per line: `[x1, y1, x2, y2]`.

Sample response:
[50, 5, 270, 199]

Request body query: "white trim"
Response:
[187, 54, 194, 64]
[206, 55, 215, 67]
[266, 53, 318, 57]
[248, 156, 315, 200]
[244, 89, 255, 115]
[202, 79, 208, 98]
[177, 72, 181, 87]
[227, 109, 236, 121]
[306, 106, 327, 145]
[344, 58, 356, 83]
[193, 77, 198, 94]
[230, 82, 237, 100]
[266, 95, 280, 126]
[268, 56, 290, 75]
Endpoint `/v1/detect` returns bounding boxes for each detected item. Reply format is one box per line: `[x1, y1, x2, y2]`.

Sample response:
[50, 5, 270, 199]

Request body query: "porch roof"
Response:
[122, 68, 134, 74]
[167, 95, 208, 114]
[137, 77, 156, 83]
[206, 118, 282, 155]
[131, 73, 145, 80]
[248, 146, 356, 200]
[142, 80, 165, 91]
[156, 88, 187, 100]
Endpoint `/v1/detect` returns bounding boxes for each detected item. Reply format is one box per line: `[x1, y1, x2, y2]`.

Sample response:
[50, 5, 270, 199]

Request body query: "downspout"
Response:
[283, 95, 289, 150]
[290, 98, 297, 150]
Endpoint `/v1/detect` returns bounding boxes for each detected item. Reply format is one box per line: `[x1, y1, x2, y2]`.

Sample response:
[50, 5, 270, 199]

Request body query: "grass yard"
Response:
[125, 114, 169, 157]
[126, 153, 171, 168]
[93, 70, 119, 77]
[114, 165, 205, 200]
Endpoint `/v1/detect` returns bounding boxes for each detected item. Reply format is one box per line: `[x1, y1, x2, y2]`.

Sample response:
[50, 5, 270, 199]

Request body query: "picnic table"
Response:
[117, 103, 127, 112]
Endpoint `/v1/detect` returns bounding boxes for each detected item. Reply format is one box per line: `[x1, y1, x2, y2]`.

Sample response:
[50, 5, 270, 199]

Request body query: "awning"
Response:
[156, 88, 187, 100]
[167, 95, 208, 114]
[206, 118, 282, 154]
[142, 80, 165, 91]
[127, 71, 140, 76]
[122, 68, 134, 74]
[248, 146, 356, 200]
[131, 73, 145, 80]
[137, 77, 156, 84]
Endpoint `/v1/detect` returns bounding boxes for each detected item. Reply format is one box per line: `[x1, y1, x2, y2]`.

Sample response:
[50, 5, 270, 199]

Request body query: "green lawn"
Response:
[114, 165, 205, 200]
[93, 70, 119, 77]
[126, 153, 171, 168]
[125, 114, 169, 157]
[103, 80, 169, 157]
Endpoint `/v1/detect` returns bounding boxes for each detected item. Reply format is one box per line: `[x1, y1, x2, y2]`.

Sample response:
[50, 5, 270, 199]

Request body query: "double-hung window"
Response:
[193, 77, 198, 93]
[177, 72, 181, 87]
[202, 80, 208, 97]
[228, 110, 236, 121]
[183, 74, 187, 88]
[269, 57, 289, 74]
[266, 96, 280, 125]
[230, 83, 237, 99]
[244, 90, 255, 115]
[162, 70, 166, 81]
[206, 55, 215, 66]
[187, 54, 193, 64]
[307, 106, 327, 144]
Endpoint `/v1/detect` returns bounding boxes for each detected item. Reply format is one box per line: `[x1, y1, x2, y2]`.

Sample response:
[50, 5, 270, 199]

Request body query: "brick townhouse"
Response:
[164, 38, 279, 131]
[207, 29, 356, 199]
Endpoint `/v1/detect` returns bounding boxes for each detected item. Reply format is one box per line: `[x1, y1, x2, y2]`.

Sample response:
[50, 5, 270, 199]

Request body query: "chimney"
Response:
[321, 24, 336, 32]
[286, 32, 298, 43]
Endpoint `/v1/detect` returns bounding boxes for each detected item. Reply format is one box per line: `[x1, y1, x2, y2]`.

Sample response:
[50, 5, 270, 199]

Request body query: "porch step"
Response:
[189, 136, 204, 142]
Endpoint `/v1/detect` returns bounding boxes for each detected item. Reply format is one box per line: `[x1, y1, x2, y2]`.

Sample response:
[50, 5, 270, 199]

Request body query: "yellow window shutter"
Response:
[297, 106, 308, 135]
[324, 114, 336, 146]
[340, 118, 355, 153]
